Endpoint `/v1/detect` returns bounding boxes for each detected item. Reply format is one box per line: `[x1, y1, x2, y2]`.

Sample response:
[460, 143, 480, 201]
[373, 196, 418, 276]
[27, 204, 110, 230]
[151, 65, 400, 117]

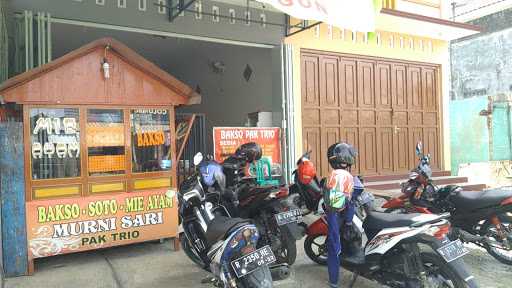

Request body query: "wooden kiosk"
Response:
[0, 38, 200, 276]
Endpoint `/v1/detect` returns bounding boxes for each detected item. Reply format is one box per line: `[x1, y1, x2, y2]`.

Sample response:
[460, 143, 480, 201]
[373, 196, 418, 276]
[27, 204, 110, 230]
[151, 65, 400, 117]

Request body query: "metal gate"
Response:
[176, 113, 207, 185]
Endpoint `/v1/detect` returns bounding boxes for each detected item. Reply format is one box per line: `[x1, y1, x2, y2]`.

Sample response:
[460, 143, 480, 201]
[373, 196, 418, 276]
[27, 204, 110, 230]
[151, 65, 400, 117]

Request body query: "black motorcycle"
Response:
[201, 153, 303, 267]
[174, 154, 275, 287]
[383, 142, 512, 265]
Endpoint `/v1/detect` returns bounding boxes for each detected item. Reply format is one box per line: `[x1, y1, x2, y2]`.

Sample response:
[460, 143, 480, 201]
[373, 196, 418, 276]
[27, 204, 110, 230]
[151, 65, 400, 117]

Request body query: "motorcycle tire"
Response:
[273, 225, 297, 266]
[481, 213, 512, 266]
[304, 234, 328, 266]
[420, 252, 468, 288]
[180, 233, 209, 271]
[239, 266, 273, 288]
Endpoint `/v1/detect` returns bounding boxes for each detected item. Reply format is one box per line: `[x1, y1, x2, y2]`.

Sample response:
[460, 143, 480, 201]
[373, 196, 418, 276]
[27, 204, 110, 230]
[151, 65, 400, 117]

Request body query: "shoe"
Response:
[328, 282, 339, 288]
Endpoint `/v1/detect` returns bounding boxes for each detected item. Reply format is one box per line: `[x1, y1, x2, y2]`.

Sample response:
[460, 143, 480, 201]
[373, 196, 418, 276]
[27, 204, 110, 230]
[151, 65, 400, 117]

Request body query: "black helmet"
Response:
[327, 142, 357, 169]
[235, 142, 262, 163]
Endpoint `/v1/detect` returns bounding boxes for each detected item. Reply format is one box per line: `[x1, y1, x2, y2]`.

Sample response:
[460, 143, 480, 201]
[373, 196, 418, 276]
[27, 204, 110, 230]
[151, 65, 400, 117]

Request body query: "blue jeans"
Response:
[326, 202, 355, 287]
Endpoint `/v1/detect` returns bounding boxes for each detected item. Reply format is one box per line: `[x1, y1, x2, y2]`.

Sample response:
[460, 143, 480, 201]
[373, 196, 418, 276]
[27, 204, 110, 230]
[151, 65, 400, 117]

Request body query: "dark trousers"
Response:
[326, 202, 355, 287]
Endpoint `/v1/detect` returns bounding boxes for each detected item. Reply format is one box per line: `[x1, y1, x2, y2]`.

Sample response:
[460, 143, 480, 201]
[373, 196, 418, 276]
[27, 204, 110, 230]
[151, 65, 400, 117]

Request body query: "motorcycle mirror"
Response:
[193, 152, 203, 166]
[415, 142, 423, 156]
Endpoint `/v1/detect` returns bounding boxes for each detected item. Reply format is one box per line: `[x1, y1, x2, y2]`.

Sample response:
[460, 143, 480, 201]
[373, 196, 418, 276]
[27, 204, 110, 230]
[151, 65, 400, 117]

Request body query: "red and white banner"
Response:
[257, 0, 380, 32]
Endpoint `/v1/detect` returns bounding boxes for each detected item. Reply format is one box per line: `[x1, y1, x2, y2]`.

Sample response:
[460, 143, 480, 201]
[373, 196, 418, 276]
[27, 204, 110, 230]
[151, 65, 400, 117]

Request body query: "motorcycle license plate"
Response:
[230, 245, 276, 278]
[436, 239, 469, 263]
[275, 208, 302, 226]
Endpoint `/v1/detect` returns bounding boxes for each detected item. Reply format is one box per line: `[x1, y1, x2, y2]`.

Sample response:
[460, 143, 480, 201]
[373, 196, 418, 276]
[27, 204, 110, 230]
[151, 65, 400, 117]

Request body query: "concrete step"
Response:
[365, 176, 469, 190]
[363, 170, 451, 183]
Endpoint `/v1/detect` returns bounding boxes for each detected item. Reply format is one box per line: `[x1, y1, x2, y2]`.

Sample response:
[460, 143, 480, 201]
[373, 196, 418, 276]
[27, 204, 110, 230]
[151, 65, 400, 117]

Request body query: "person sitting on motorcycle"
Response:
[324, 142, 361, 288]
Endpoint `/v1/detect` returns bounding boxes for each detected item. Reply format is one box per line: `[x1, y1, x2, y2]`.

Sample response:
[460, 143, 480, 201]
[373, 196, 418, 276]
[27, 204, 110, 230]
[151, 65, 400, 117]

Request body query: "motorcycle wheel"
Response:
[304, 234, 328, 265]
[420, 252, 467, 288]
[482, 212, 512, 265]
[239, 266, 273, 288]
[180, 233, 209, 271]
[272, 225, 297, 265]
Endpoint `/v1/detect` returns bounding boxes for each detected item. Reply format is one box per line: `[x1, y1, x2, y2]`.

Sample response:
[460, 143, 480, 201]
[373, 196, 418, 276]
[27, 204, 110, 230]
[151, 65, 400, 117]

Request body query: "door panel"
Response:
[359, 128, 377, 174]
[320, 56, 339, 107]
[424, 128, 439, 169]
[422, 68, 437, 111]
[377, 127, 394, 173]
[302, 55, 320, 107]
[340, 58, 357, 107]
[394, 127, 409, 172]
[392, 64, 407, 109]
[407, 66, 422, 110]
[357, 61, 375, 108]
[375, 63, 392, 108]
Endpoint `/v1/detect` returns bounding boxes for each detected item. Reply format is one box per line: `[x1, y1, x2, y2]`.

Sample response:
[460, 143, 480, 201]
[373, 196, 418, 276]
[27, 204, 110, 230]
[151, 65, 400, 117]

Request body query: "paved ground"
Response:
[4, 237, 511, 288]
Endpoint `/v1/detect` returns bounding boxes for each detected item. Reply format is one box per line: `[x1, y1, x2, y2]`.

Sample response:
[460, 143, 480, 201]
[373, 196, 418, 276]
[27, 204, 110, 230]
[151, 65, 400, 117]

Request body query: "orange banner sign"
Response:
[213, 127, 282, 168]
[26, 189, 177, 259]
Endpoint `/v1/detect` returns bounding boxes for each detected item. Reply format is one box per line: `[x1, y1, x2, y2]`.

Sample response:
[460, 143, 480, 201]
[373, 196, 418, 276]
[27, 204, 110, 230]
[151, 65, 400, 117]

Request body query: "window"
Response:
[229, 9, 236, 24]
[158, 0, 166, 14]
[87, 109, 125, 176]
[30, 108, 81, 180]
[260, 13, 266, 28]
[118, 0, 126, 8]
[245, 11, 251, 25]
[139, 0, 147, 11]
[212, 6, 220, 22]
[131, 109, 172, 173]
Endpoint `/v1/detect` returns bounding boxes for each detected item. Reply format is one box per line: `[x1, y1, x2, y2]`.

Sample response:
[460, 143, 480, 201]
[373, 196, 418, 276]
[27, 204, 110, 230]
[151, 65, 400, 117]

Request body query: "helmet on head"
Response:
[235, 142, 262, 163]
[327, 142, 357, 169]
[297, 159, 316, 184]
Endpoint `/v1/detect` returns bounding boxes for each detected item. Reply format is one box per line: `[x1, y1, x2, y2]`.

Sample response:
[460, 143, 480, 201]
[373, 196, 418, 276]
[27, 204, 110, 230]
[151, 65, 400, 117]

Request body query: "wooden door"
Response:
[301, 50, 441, 176]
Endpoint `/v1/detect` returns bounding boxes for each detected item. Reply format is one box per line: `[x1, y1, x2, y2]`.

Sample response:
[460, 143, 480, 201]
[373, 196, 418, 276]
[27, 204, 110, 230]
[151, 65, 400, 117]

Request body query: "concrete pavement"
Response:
[4, 238, 511, 288]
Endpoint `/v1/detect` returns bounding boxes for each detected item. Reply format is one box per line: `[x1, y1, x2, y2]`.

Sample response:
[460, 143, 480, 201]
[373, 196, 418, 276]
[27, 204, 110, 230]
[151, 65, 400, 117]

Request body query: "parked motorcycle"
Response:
[289, 151, 478, 287]
[288, 151, 374, 217]
[382, 142, 512, 265]
[174, 153, 275, 287]
[201, 151, 303, 266]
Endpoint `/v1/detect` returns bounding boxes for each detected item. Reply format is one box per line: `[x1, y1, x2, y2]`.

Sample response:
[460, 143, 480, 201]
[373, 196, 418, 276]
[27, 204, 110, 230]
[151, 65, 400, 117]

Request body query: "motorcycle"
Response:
[288, 151, 374, 217]
[382, 142, 512, 265]
[290, 151, 478, 287]
[175, 153, 275, 287]
[199, 152, 303, 267]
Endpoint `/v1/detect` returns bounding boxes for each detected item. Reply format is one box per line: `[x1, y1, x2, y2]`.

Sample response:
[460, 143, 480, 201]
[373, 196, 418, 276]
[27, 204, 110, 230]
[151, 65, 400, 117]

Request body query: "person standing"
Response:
[324, 142, 358, 288]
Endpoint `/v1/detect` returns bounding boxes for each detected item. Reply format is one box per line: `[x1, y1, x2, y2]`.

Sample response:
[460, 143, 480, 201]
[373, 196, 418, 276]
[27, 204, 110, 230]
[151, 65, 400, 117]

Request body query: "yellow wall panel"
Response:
[133, 178, 171, 190]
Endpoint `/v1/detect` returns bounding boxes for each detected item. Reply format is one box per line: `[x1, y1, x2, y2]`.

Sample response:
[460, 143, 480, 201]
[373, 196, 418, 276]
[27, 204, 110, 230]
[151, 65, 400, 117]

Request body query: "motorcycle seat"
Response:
[205, 216, 251, 246]
[363, 211, 425, 231]
[450, 187, 512, 211]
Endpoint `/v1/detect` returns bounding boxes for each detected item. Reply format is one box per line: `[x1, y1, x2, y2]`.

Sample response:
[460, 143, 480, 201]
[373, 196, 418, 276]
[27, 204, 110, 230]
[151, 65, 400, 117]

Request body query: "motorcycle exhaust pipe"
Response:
[269, 264, 290, 281]
[455, 229, 485, 243]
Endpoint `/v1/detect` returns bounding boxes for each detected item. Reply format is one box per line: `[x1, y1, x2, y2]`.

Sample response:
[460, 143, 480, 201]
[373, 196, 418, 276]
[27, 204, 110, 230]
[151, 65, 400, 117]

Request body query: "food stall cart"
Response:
[0, 38, 200, 276]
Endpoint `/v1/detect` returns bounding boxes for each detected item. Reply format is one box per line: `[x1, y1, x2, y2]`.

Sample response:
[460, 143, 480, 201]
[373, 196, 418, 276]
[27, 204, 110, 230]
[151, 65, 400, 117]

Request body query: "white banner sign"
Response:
[258, 0, 379, 32]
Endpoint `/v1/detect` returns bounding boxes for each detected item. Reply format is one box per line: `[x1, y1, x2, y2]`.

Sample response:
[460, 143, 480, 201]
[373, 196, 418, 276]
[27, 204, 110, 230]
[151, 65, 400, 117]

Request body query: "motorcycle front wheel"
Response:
[239, 266, 273, 288]
[304, 234, 328, 265]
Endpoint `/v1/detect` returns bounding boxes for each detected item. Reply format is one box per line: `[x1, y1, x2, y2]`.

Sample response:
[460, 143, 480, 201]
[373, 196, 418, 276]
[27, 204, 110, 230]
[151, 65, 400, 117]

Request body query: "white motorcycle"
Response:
[304, 205, 478, 287]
